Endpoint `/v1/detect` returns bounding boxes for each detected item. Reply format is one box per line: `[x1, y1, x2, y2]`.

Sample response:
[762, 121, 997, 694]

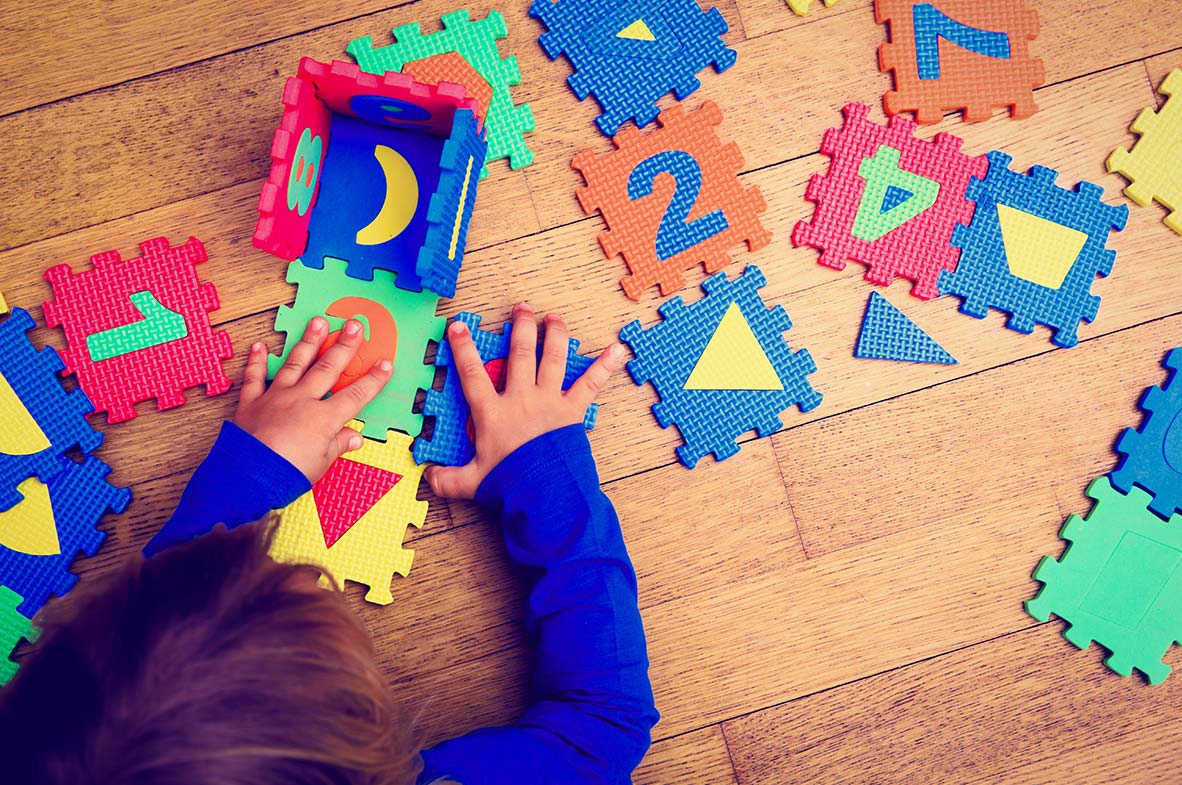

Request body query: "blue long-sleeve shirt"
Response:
[145, 422, 659, 784]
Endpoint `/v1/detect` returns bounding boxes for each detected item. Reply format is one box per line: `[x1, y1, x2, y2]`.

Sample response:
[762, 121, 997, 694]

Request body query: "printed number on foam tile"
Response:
[573, 102, 770, 301]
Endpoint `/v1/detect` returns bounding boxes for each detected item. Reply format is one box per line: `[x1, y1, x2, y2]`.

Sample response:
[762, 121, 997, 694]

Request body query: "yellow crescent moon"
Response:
[0, 478, 61, 556]
[356, 145, 419, 246]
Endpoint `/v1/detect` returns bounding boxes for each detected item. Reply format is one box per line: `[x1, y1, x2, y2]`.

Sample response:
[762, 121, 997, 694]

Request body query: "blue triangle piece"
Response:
[855, 292, 957, 364]
[881, 185, 913, 213]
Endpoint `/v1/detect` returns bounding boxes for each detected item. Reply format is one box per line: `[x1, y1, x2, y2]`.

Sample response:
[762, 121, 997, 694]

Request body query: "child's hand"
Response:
[234, 317, 393, 482]
[425, 303, 623, 500]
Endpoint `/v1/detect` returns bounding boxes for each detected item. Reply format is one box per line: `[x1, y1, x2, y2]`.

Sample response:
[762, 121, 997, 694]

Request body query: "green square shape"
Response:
[1083, 532, 1182, 625]
[268, 258, 444, 439]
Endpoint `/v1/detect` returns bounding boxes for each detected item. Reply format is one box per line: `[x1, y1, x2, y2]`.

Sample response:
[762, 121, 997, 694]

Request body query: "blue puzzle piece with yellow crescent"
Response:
[531, 0, 737, 136]
[0, 308, 103, 512]
[620, 265, 822, 468]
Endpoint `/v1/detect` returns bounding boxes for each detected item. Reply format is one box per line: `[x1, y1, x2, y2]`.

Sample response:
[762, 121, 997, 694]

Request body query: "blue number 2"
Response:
[628, 151, 730, 261]
[913, 3, 1011, 81]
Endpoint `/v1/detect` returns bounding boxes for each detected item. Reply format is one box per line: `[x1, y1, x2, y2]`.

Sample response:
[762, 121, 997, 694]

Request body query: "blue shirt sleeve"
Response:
[417, 424, 659, 785]
[142, 421, 311, 558]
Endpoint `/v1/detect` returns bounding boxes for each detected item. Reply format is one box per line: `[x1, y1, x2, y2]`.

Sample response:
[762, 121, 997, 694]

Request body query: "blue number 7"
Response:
[913, 3, 1011, 81]
[628, 151, 730, 261]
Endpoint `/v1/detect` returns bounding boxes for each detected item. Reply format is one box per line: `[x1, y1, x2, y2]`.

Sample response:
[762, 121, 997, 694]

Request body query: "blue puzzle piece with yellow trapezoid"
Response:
[855, 291, 956, 364]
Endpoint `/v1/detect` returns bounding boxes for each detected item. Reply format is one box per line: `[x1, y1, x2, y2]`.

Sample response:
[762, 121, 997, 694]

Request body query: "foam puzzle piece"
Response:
[41, 237, 233, 423]
[405, 52, 494, 125]
[938, 151, 1128, 348]
[270, 423, 427, 605]
[855, 291, 956, 364]
[573, 101, 770, 300]
[0, 586, 34, 685]
[530, 0, 736, 137]
[876, 0, 1044, 124]
[269, 259, 444, 440]
[414, 312, 599, 466]
[620, 265, 821, 468]
[0, 456, 130, 618]
[1107, 68, 1182, 236]
[1112, 347, 1182, 520]
[1027, 476, 1182, 684]
[348, 9, 536, 175]
[793, 103, 986, 300]
[0, 288, 8, 315]
[786, 0, 840, 14]
[0, 308, 102, 512]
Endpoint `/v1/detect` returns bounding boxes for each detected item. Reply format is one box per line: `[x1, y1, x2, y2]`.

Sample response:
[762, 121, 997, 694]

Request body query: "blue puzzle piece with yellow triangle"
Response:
[620, 265, 822, 468]
[855, 291, 956, 364]
[0, 308, 103, 512]
[531, 0, 736, 136]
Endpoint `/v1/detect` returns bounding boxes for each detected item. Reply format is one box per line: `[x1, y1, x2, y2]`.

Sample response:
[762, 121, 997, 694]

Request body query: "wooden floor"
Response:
[3, 0, 1182, 781]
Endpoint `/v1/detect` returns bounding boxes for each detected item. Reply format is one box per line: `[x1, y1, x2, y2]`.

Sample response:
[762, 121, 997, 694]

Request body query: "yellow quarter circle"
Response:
[617, 19, 656, 41]
[685, 303, 784, 391]
[997, 204, 1088, 289]
[0, 371, 50, 456]
[0, 478, 61, 556]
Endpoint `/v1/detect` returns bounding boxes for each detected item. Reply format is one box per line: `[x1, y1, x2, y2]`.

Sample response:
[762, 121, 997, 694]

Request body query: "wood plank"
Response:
[635, 726, 739, 785]
[1144, 49, 1181, 100]
[721, 625, 1182, 785]
[735, 0, 866, 42]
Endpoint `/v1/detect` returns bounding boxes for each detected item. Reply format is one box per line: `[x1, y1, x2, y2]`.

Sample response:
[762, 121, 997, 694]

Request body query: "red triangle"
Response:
[311, 458, 402, 548]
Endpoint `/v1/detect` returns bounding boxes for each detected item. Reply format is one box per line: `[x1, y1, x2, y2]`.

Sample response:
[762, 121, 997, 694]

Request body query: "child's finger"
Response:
[327, 357, 393, 421]
[537, 314, 570, 391]
[238, 342, 268, 407]
[424, 463, 481, 501]
[301, 319, 364, 397]
[449, 321, 496, 410]
[566, 342, 624, 412]
[506, 302, 538, 393]
[273, 317, 327, 387]
[328, 427, 365, 464]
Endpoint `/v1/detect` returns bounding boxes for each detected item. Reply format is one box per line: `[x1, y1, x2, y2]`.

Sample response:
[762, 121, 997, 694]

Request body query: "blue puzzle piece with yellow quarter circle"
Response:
[0, 308, 102, 512]
[1112, 347, 1182, 521]
[413, 312, 598, 466]
[938, 151, 1128, 348]
[531, 0, 737, 136]
[620, 265, 822, 469]
[0, 455, 130, 618]
[855, 291, 956, 364]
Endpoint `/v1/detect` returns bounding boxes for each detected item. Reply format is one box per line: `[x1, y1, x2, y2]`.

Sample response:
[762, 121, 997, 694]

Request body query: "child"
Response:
[0, 304, 659, 785]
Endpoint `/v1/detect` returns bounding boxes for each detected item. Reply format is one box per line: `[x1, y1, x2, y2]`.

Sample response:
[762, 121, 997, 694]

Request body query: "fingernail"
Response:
[344, 320, 361, 336]
[377, 359, 393, 373]
[517, 301, 533, 314]
[250, 342, 264, 353]
[348, 435, 362, 451]
[605, 342, 623, 367]
[310, 317, 326, 331]
[449, 321, 468, 336]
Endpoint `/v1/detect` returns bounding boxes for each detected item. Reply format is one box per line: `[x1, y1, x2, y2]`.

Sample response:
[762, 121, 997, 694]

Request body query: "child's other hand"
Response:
[425, 303, 623, 501]
[233, 317, 393, 482]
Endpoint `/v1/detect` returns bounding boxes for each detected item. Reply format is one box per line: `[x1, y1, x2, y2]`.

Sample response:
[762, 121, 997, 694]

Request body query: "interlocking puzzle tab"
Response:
[1027, 476, 1182, 684]
[0, 586, 35, 685]
[0, 455, 130, 618]
[1112, 347, 1182, 520]
[1107, 68, 1182, 236]
[855, 291, 956, 364]
[620, 265, 821, 468]
[876, 0, 1044, 124]
[414, 312, 599, 466]
[253, 58, 487, 299]
[0, 308, 102, 511]
[270, 424, 427, 605]
[41, 237, 232, 424]
[269, 259, 444, 440]
[786, 0, 840, 16]
[348, 9, 534, 175]
[938, 151, 1128, 348]
[530, 0, 737, 136]
[793, 103, 986, 300]
[573, 101, 770, 301]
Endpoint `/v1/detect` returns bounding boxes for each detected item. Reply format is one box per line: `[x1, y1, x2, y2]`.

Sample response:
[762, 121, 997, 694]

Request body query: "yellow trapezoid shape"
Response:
[617, 19, 656, 41]
[685, 303, 783, 391]
[0, 478, 60, 556]
[997, 204, 1088, 289]
[0, 371, 50, 456]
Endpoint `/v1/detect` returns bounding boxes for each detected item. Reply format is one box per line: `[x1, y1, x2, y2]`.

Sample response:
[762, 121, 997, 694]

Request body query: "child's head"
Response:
[0, 521, 421, 785]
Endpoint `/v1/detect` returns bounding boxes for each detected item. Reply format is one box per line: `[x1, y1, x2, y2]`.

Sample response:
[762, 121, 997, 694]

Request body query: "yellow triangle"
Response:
[0, 478, 61, 556]
[997, 204, 1088, 289]
[0, 371, 50, 456]
[617, 19, 656, 41]
[685, 303, 783, 391]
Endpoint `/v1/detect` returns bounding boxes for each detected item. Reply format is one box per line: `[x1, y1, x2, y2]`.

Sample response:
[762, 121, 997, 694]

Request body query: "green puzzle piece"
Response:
[0, 586, 35, 685]
[1027, 476, 1182, 684]
[347, 8, 536, 177]
[267, 258, 444, 440]
[852, 145, 940, 242]
[86, 290, 188, 362]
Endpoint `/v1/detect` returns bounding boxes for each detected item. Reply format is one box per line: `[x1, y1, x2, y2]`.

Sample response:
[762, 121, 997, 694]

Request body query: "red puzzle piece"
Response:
[793, 103, 987, 299]
[41, 236, 233, 423]
[312, 458, 402, 548]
